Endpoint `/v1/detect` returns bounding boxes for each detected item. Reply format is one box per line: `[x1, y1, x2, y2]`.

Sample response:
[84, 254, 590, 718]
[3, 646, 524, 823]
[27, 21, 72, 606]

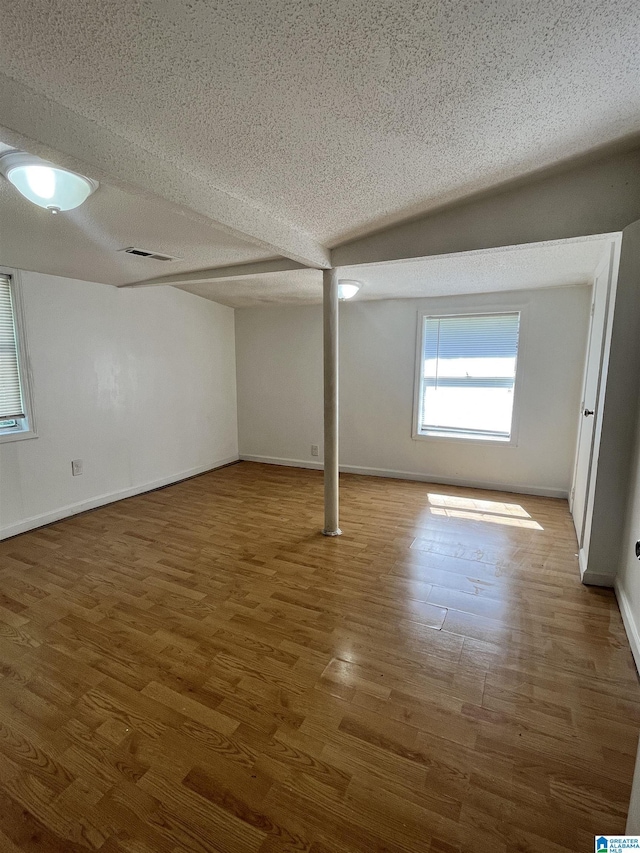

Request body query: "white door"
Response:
[571, 251, 613, 546]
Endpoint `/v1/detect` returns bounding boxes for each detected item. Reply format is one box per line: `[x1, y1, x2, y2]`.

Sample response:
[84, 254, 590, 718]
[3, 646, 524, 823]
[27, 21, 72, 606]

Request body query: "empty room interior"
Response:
[2, 2, 640, 850]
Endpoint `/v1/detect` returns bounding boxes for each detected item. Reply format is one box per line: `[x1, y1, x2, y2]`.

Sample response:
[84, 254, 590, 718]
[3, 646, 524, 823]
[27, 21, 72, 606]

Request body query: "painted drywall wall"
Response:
[586, 220, 640, 584]
[333, 144, 640, 267]
[0, 271, 238, 538]
[627, 743, 640, 834]
[615, 383, 640, 668]
[236, 285, 591, 497]
[609, 223, 640, 829]
[615, 375, 640, 834]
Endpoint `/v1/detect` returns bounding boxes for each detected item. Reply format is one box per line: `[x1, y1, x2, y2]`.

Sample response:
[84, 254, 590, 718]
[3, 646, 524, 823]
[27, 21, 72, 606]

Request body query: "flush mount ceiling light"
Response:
[0, 151, 98, 214]
[338, 280, 361, 300]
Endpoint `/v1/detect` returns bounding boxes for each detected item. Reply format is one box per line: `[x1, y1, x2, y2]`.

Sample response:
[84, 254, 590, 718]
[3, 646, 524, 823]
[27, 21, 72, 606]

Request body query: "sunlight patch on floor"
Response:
[427, 493, 544, 530]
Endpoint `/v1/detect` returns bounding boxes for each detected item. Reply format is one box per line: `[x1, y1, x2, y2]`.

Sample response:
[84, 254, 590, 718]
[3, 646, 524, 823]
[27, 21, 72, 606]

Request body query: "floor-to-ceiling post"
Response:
[322, 268, 341, 536]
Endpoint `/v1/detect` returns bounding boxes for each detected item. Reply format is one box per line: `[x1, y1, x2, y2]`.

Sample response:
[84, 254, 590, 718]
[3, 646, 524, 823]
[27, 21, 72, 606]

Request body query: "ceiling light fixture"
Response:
[0, 151, 98, 214]
[338, 280, 361, 300]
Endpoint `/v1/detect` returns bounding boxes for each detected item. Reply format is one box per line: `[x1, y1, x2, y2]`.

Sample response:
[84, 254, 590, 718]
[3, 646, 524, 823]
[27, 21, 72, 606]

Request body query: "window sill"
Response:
[0, 428, 38, 444]
[412, 430, 517, 448]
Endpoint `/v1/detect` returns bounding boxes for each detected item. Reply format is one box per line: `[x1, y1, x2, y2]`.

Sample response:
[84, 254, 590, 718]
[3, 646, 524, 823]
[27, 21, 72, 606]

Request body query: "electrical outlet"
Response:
[311, 444, 319, 457]
[71, 459, 83, 476]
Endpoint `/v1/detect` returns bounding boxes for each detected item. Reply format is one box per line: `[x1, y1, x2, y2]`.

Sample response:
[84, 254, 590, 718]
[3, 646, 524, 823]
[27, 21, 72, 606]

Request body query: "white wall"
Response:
[614, 308, 640, 836]
[616, 386, 640, 668]
[611, 219, 640, 701]
[623, 426, 640, 831]
[587, 220, 640, 585]
[0, 271, 238, 538]
[236, 285, 591, 498]
[627, 744, 640, 833]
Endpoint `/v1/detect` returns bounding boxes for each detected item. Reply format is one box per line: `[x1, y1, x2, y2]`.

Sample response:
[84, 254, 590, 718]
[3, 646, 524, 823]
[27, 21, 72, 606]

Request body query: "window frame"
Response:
[0, 268, 37, 443]
[412, 308, 523, 447]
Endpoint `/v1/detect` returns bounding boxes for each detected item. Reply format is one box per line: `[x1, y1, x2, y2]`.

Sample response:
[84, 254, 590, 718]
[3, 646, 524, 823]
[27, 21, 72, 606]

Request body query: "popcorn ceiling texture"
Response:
[177, 237, 609, 307]
[1, 0, 639, 247]
[0, 168, 270, 286]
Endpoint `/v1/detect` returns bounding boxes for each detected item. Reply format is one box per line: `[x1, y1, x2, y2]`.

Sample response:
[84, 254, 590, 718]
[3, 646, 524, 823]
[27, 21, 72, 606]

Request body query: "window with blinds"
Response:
[416, 312, 521, 441]
[0, 273, 33, 439]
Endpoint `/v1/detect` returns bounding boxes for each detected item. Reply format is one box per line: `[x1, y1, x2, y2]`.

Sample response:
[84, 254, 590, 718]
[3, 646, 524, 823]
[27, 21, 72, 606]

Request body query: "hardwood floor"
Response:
[0, 461, 637, 852]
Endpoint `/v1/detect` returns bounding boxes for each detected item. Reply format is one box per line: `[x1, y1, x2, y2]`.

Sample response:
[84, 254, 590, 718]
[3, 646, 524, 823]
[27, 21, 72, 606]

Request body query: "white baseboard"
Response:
[581, 571, 615, 588]
[578, 547, 588, 580]
[615, 579, 640, 673]
[239, 454, 568, 499]
[578, 547, 616, 587]
[0, 456, 239, 541]
[240, 454, 324, 472]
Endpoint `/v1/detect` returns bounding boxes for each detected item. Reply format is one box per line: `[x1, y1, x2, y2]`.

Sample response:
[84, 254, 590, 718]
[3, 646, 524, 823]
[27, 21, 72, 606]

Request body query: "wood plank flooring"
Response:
[0, 461, 637, 852]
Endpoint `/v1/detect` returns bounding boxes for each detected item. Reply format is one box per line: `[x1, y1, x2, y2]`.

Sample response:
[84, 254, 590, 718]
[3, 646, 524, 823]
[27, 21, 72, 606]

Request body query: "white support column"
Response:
[322, 268, 341, 536]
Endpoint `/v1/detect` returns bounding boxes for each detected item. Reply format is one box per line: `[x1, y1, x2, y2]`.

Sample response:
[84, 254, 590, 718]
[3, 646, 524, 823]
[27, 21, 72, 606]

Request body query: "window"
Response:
[0, 272, 35, 441]
[414, 311, 520, 442]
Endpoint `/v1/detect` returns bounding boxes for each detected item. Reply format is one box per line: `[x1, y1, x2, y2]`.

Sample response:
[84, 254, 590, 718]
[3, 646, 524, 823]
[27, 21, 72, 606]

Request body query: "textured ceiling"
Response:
[176, 236, 610, 307]
[1, 0, 639, 254]
[177, 269, 323, 308]
[0, 170, 270, 285]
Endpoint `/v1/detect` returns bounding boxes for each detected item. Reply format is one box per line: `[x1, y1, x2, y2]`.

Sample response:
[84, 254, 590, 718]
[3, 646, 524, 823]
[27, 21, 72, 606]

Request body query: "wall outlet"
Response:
[311, 444, 319, 457]
[71, 459, 83, 476]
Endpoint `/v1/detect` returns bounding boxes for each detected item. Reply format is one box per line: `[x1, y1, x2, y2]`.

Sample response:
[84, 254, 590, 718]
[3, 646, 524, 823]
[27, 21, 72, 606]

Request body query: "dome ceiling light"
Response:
[0, 151, 98, 214]
[337, 280, 361, 300]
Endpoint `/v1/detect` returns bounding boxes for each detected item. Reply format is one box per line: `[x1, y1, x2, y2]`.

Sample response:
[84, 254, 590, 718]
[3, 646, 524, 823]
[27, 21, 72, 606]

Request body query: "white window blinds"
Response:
[419, 312, 520, 440]
[0, 275, 25, 420]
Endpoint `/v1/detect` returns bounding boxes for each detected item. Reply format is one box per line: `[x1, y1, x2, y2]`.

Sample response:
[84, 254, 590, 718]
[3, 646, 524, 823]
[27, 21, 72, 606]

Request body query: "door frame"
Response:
[569, 233, 622, 580]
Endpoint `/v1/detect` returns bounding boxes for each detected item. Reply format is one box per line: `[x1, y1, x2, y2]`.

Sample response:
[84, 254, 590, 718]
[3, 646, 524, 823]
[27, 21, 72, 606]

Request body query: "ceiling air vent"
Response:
[120, 247, 180, 262]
